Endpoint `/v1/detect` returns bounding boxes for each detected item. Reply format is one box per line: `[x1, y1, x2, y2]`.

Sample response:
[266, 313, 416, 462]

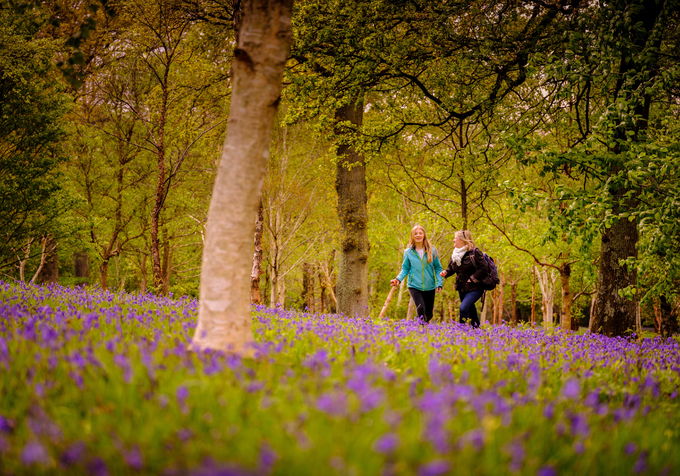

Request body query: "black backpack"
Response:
[472, 251, 500, 291]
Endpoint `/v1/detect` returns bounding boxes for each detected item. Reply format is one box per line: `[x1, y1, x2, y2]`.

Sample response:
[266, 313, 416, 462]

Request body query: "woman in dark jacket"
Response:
[440, 230, 489, 327]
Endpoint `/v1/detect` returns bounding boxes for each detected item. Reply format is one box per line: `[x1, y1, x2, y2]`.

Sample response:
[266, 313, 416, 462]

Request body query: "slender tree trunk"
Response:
[396, 255, 405, 306]
[653, 302, 662, 334]
[250, 199, 264, 304]
[406, 296, 415, 321]
[37, 238, 58, 284]
[537, 266, 556, 326]
[263, 265, 271, 306]
[531, 266, 536, 327]
[101, 260, 110, 291]
[302, 262, 314, 312]
[151, 64, 171, 292]
[140, 253, 147, 293]
[319, 270, 327, 313]
[589, 293, 596, 332]
[559, 263, 572, 331]
[498, 270, 505, 324]
[192, 0, 294, 353]
[17, 238, 33, 283]
[30, 237, 52, 284]
[480, 293, 488, 325]
[510, 279, 517, 326]
[460, 177, 468, 230]
[335, 97, 369, 318]
[270, 268, 279, 306]
[162, 239, 173, 296]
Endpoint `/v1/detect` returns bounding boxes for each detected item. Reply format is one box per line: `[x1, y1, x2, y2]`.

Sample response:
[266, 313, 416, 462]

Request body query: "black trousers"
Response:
[408, 288, 436, 323]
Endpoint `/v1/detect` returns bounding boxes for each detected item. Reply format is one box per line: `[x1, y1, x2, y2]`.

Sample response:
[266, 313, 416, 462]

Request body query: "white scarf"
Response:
[450, 247, 468, 266]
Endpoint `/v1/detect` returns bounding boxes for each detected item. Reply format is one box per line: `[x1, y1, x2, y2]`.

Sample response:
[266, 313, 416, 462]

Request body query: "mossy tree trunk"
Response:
[334, 97, 369, 318]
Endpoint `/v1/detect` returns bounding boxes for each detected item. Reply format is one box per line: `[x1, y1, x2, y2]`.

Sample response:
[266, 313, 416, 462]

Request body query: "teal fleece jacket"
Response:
[395, 247, 444, 291]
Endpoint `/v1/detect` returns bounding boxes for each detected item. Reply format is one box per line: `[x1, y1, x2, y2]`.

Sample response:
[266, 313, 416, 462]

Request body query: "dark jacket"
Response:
[443, 248, 490, 293]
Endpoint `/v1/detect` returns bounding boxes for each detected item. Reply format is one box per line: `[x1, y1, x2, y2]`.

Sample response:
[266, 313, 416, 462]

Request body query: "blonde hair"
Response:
[455, 229, 476, 251]
[408, 225, 434, 263]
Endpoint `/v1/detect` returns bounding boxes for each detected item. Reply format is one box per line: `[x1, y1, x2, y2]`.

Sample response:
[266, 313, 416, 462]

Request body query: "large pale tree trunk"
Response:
[192, 0, 294, 354]
[335, 97, 369, 318]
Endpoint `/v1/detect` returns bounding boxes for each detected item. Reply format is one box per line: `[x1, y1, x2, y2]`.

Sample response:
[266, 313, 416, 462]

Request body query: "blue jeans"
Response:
[459, 289, 484, 327]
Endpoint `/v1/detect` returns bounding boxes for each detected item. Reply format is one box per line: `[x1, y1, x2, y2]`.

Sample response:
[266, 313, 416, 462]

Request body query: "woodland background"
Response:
[2, 0, 680, 334]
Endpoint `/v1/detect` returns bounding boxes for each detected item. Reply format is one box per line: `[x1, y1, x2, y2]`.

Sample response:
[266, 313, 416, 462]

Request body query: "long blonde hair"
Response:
[455, 229, 476, 251]
[408, 225, 434, 263]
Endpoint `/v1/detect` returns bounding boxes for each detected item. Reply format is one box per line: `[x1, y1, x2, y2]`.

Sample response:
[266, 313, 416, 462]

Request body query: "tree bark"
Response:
[250, 199, 264, 304]
[37, 238, 58, 284]
[139, 253, 148, 293]
[335, 97, 369, 318]
[460, 177, 468, 230]
[151, 64, 170, 292]
[559, 263, 572, 331]
[270, 264, 281, 306]
[161, 238, 173, 296]
[302, 262, 314, 312]
[537, 265, 556, 326]
[319, 270, 327, 313]
[192, 0, 294, 353]
[100, 260, 110, 291]
[496, 271, 505, 325]
[653, 302, 662, 334]
[659, 295, 679, 338]
[480, 293, 488, 325]
[277, 279, 286, 306]
[510, 279, 517, 326]
[590, 219, 638, 336]
[74, 252, 90, 278]
[531, 266, 536, 327]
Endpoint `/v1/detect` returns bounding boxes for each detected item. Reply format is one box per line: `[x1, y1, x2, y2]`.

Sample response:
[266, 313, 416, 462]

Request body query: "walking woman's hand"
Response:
[436, 287, 442, 294]
[390, 279, 400, 286]
[439, 270, 447, 277]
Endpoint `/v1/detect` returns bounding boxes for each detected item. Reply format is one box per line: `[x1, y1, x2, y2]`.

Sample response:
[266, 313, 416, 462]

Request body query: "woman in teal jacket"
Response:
[390, 225, 444, 323]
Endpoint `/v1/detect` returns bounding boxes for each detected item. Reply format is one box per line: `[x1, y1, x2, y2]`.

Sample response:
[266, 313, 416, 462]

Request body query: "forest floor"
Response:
[1, 282, 679, 475]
